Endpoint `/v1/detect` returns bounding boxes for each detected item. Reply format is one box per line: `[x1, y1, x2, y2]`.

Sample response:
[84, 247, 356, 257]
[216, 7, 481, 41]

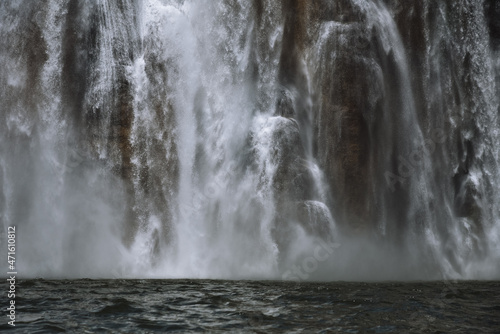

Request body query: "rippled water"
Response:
[1, 280, 499, 333]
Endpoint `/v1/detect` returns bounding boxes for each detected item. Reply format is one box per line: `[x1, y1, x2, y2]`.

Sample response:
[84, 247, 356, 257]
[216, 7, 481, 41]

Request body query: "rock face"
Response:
[253, 116, 326, 249]
[270, 0, 499, 244]
[388, 1, 497, 248]
[275, 0, 410, 234]
[296, 201, 335, 239]
[266, 117, 313, 203]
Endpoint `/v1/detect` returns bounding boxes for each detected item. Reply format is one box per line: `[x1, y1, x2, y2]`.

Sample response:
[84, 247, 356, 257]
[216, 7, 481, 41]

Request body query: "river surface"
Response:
[1, 279, 499, 333]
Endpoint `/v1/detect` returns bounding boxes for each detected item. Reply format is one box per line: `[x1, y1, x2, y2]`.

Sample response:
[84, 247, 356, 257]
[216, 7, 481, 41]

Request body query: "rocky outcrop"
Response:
[253, 116, 335, 249]
[267, 117, 313, 203]
[281, 0, 400, 233]
[296, 201, 335, 239]
[270, 0, 498, 242]
[390, 1, 497, 241]
[55, 0, 180, 248]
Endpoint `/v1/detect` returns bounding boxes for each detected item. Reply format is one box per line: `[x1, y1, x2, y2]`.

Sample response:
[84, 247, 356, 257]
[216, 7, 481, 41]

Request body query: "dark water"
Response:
[1, 280, 499, 333]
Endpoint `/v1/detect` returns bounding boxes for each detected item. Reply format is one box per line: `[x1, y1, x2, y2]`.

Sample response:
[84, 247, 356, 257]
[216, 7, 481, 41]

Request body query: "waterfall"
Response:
[1, 0, 499, 280]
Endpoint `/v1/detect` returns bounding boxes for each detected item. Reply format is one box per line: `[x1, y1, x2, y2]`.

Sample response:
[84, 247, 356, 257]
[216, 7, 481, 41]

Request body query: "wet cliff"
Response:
[1, 0, 499, 279]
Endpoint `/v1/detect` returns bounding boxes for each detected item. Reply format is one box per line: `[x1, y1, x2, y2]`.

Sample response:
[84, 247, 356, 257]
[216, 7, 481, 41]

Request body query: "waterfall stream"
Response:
[1, 0, 499, 280]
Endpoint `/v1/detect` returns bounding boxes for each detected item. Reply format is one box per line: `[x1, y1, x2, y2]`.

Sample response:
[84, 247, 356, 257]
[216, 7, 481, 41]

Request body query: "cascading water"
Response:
[1, 0, 499, 280]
